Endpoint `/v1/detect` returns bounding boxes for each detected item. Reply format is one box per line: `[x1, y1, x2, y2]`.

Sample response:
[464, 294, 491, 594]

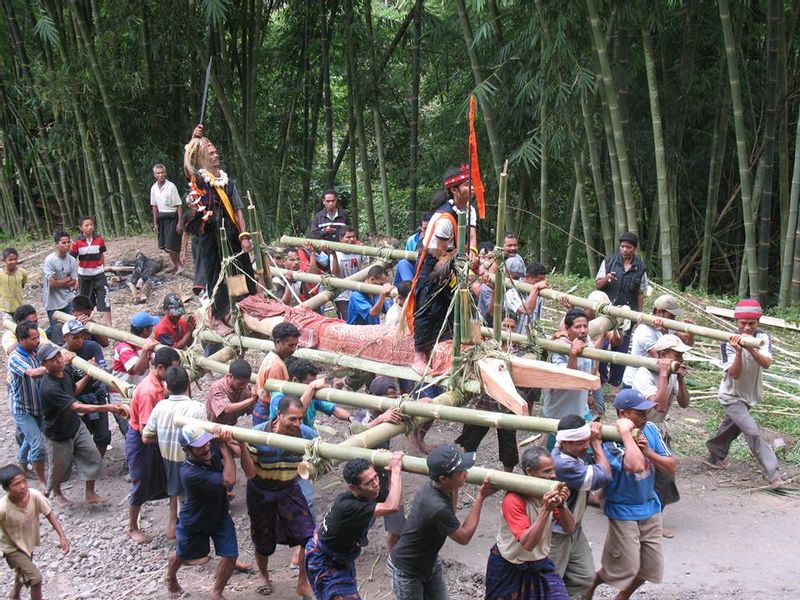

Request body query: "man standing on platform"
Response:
[150, 164, 184, 274]
[595, 232, 648, 389]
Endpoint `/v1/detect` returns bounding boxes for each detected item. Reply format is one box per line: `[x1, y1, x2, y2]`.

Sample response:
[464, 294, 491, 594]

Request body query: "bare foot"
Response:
[408, 431, 432, 455]
[769, 477, 785, 487]
[128, 528, 151, 544]
[234, 559, 252, 572]
[166, 575, 183, 599]
[53, 493, 72, 508]
[185, 555, 211, 566]
[210, 593, 227, 600]
[662, 527, 675, 539]
[411, 357, 428, 375]
[85, 493, 109, 505]
[296, 583, 313, 599]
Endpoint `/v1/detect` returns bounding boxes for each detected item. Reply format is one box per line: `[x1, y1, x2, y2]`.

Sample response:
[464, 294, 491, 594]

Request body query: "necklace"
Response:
[198, 168, 228, 188]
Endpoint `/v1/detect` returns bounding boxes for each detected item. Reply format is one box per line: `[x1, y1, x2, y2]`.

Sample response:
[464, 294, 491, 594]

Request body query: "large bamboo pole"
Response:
[301, 261, 386, 310]
[493, 164, 508, 342]
[173, 415, 561, 497]
[280, 236, 416, 262]
[274, 267, 398, 298]
[195, 330, 483, 394]
[278, 238, 759, 350]
[2, 320, 133, 399]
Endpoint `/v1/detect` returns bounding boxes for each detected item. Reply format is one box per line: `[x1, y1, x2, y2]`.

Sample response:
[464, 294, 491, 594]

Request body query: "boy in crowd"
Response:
[206, 359, 258, 426]
[0, 248, 26, 321]
[42, 232, 79, 345]
[331, 227, 365, 319]
[70, 295, 110, 347]
[388, 444, 495, 599]
[153, 294, 196, 349]
[347, 265, 392, 325]
[126, 347, 181, 544]
[0, 464, 69, 600]
[504, 260, 548, 335]
[588, 390, 678, 600]
[385, 280, 411, 329]
[166, 423, 255, 600]
[70, 216, 112, 326]
[2, 305, 48, 355]
[305, 453, 404, 600]
[38, 342, 124, 507]
[705, 299, 783, 485]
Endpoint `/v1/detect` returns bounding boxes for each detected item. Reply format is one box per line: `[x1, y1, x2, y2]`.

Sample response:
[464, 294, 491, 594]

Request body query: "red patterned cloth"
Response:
[238, 296, 453, 376]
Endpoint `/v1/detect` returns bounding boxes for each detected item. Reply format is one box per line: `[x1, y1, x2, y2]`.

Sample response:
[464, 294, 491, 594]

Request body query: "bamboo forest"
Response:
[3, 0, 800, 306]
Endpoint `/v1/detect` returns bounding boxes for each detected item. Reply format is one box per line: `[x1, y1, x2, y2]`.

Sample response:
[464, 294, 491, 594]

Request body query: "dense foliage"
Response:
[2, 0, 800, 304]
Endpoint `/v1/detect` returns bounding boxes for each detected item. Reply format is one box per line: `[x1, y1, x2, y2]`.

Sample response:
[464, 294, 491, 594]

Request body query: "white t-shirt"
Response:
[334, 252, 364, 301]
[426, 201, 477, 250]
[542, 341, 595, 419]
[150, 180, 182, 214]
[504, 288, 542, 334]
[141, 395, 206, 463]
[718, 330, 772, 407]
[622, 324, 662, 386]
[42, 252, 78, 311]
[631, 366, 678, 423]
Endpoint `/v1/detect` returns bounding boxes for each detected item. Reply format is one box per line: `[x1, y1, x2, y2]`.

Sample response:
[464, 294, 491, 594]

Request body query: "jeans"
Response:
[13, 413, 45, 463]
[46, 303, 72, 346]
[388, 557, 449, 600]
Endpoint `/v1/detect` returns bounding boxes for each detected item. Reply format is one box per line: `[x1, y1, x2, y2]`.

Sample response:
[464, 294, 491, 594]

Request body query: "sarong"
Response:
[157, 212, 181, 253]
[413, 254, 454, 353]
[247, 479, 314, 557]
[484, 545, 569, 600]
[125, 427, 167, 506]
[305, 535, 362, 600]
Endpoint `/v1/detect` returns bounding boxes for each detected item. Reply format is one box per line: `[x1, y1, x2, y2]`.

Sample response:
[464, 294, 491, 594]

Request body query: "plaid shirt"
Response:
[7, 346, 43, 416]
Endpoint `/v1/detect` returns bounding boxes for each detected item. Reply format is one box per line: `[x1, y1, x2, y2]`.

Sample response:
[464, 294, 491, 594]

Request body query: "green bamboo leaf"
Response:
[203, 0, 230, 27]
[33, 14, 58, 46]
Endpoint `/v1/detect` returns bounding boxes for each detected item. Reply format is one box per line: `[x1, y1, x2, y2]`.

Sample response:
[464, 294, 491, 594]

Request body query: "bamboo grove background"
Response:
[3, 0, 800, 306]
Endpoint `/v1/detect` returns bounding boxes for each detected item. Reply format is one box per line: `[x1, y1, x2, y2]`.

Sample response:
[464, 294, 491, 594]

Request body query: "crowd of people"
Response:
[0, 133, 788, 600]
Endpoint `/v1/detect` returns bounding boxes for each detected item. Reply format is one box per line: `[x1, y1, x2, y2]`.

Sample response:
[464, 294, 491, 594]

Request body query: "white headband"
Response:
[555, 424, 591, 446]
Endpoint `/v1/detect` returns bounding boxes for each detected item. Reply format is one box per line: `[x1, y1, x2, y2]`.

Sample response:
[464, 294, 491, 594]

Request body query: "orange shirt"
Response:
[129, 371, 166, 431]
[256, 351, 288, 400]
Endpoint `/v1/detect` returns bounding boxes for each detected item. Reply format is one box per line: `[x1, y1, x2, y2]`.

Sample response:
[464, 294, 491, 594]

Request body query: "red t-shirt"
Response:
[129, 371, 166, 431]
[153, 316, 189, 347]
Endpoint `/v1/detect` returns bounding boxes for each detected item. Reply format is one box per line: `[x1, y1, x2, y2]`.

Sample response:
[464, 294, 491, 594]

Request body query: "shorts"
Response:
[163, 459, 185, 497]
[4, 551, 42, 587]
[157, 212, 181, 253]
[45, 423, 105, 490]
[599, 514, 663, 589]
[176, 513, 238, 561]
[79, 273, 110, 312]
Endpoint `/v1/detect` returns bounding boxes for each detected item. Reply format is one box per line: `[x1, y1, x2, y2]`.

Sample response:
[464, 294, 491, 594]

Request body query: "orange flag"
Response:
[468, 95, 486, 219]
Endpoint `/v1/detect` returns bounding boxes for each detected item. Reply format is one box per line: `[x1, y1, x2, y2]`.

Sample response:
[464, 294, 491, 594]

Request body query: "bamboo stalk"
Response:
[2, 320, 133, 398]
[452, 212, 467, 364]
[301, 261, 386, 310]
[280, 236, 416, 262]
[274, 267, 398, 298]
[493, 162, 508, 342]
[246, 191, 271, 290]
[173, 415, 561, 497]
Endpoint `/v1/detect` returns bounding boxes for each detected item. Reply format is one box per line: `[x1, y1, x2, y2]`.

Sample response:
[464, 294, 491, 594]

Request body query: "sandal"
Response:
[256, 582, 273, 596]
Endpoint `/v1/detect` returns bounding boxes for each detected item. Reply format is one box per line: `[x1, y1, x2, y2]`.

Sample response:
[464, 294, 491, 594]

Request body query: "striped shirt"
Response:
[7, 347, 43, 416]
[248, 420, 316, 489]
[142, 395, 206, 464]
[70, 235, 107, 277]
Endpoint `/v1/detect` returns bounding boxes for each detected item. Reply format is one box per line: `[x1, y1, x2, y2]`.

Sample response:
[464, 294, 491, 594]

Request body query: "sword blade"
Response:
[199, 56, 213, 124]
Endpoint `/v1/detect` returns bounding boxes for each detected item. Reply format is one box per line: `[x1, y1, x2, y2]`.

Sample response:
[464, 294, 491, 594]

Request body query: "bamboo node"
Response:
[301, 438, 332, 480]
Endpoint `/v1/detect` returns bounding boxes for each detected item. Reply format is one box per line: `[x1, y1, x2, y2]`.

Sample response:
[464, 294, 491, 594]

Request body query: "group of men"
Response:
[0, 154, 788, 600]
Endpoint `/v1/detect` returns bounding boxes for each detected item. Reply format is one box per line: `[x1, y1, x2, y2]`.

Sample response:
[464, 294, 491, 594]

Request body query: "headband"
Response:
[443, 164, 470, 189]
[555, 424, 591, 446]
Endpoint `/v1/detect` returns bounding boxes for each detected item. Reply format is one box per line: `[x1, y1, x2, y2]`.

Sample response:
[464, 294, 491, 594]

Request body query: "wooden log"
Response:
[477, 358, 528, 415]
[173, 415, 562, 497]
[508, 355, 601, 391]
[2, 319, 133, 399]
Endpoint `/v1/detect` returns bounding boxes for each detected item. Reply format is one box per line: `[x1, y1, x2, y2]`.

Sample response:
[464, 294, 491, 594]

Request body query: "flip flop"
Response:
[256, 582, 273, 596]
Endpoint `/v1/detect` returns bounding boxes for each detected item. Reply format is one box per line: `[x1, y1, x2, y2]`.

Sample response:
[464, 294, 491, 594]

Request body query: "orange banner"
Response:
[468, 95, 486, 219]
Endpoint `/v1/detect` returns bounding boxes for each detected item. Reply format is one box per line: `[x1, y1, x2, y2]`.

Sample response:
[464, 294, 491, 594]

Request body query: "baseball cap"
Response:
[130, 311, 160, 329]
[427, 444, 475, 479]
[163, 293, 185, 317]
[37, 341, 61, 362]
[614, 389, 655, 412]
[61, 319, 86, 337]
[654, 294, 683, 318]
[179, 423, 214, 448]
[651, 333, 691, 354]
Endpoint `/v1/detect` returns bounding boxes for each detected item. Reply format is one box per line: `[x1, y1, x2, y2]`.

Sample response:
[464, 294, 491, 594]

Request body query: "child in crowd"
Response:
[69, 216, 112, 326]
[0, 464, 69, 600]
[42, 232, 79, 345]
[1, 248, 27, 321]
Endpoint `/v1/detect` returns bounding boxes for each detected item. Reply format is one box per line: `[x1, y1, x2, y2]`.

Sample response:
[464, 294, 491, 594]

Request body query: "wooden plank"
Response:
[705, 306, 800, 331]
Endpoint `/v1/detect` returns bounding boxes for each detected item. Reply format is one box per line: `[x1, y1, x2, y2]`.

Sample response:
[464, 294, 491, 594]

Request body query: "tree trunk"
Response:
[408, 0, 423, 231]
[586, 0, 637, 235]
[564, 181, 581, 275]
[573, 150, 597, 275]
[598, 76, 626, 236]
[641, 21, 673, 285]
[321, 0, 335, 189]
[539, 98, 549, 265]
[581, 93, 613, 254]
[781, 102, 800, 305]
[718, 0, 759, 297]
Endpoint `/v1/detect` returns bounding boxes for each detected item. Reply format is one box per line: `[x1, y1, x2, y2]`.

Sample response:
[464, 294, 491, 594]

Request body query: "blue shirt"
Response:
[346, 291, 387, 325]
[552, 446, 612, 533]
[394, 259, 416, 285]
[602, 422, 670, 521]
[7, 347, 42, 416]
[180, 443, 228, 533]
[269, 391, 336, 427]
[405, 232, 421, 252]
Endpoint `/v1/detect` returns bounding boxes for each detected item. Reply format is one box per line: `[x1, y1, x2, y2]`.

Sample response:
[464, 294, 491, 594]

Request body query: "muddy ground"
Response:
[1, 234, 798, 600]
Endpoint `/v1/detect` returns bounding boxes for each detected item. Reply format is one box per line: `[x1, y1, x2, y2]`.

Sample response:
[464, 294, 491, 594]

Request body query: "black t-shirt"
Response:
[318, 492, 377, 553]
[40, 372, 81, 442]
[179, 443, 228, 534]
[389, 481, 460, 577]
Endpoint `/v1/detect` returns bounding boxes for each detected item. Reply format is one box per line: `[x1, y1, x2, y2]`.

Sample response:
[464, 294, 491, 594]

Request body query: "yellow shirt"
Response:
[0, 489, 51, 556]
[0, 268, 27, 314]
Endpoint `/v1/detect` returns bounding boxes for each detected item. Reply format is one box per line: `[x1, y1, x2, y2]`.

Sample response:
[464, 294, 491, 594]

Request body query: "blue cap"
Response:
[614, 389, 655, 412]
[130, 311, 160, 329]
[179, 423, 214, 448]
